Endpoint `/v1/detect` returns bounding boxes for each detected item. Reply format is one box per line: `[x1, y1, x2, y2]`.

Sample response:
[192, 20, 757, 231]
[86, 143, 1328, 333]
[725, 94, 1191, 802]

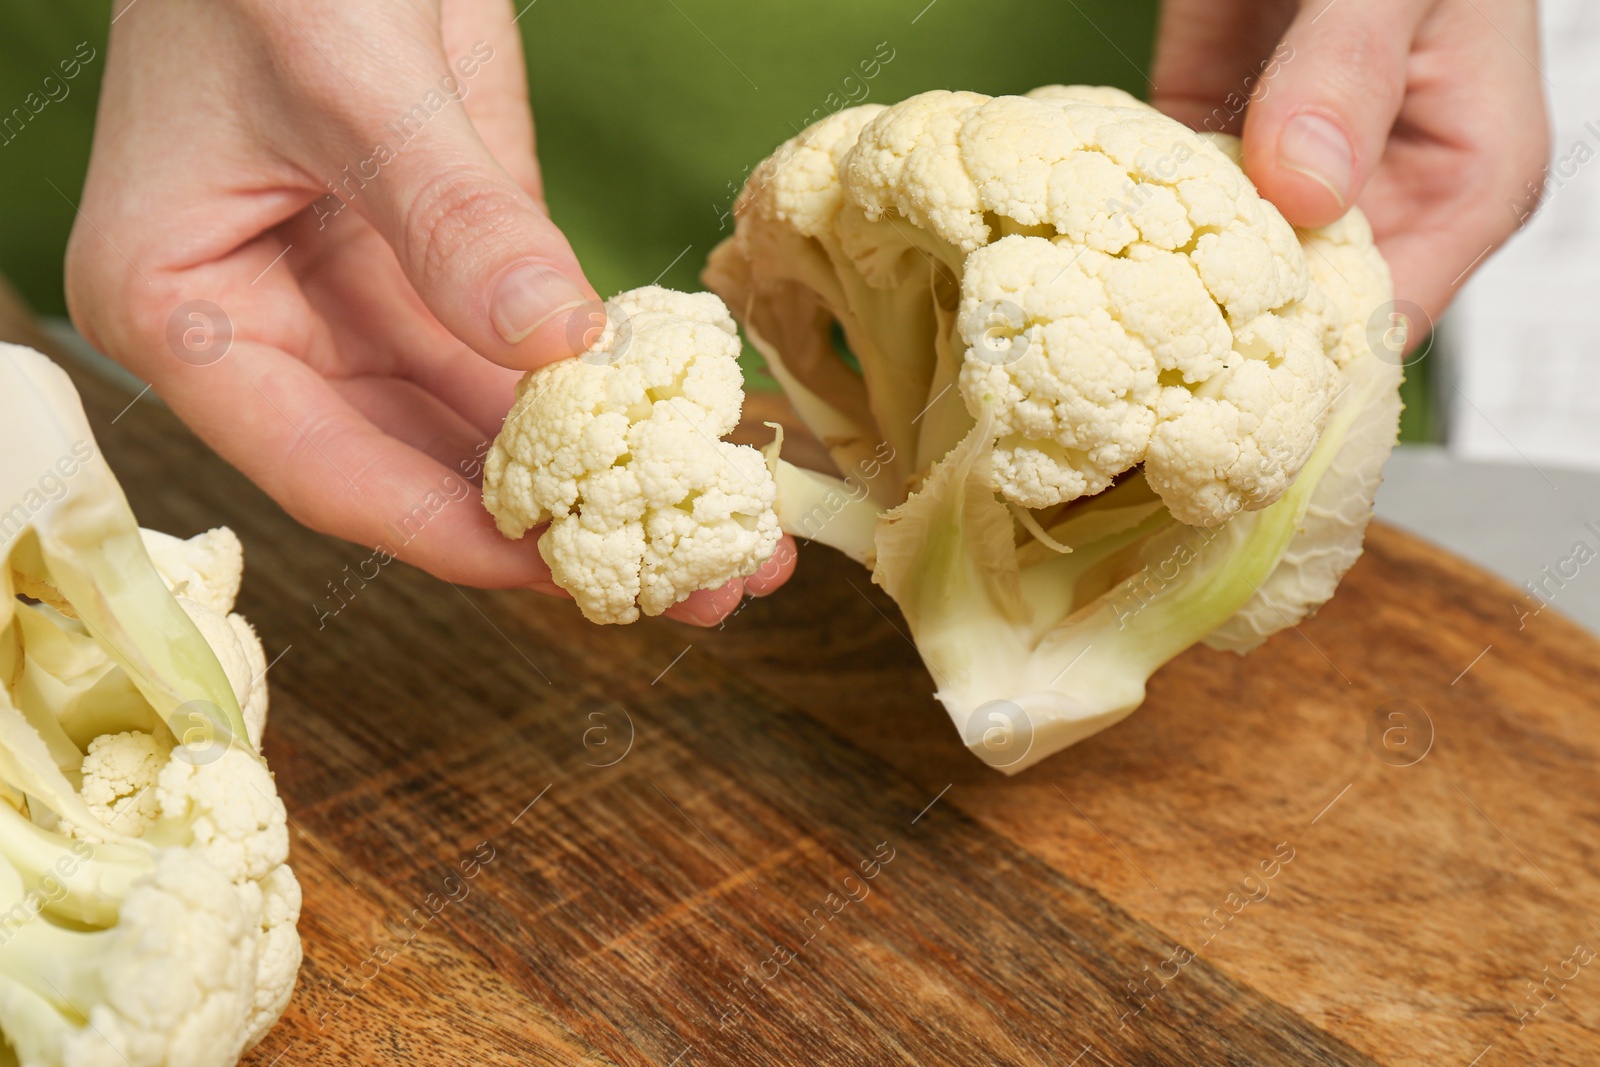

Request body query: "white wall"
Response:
[1450, 0, 1600, 469]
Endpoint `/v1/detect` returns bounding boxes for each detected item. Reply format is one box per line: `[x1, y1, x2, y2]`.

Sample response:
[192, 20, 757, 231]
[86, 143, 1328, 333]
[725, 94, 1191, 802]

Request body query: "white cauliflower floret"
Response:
[750, 104, 887, 239]
[483, 286, 781, 624]
[139, 528, 244, 614]
[836, 87, 1338, 525]
[0, 849, 259, 1067]
[143, 524, 271, 746]
[79, 730, 173, 837]
[174, 597, 269, 749]
[842, 90, 994, 251]
[156, 746, 289, 885]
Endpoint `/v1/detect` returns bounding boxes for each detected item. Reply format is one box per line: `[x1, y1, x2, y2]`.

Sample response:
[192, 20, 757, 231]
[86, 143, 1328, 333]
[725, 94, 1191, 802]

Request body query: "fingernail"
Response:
[1278, 113, 1353, 209]
[490, 264, 589, 346]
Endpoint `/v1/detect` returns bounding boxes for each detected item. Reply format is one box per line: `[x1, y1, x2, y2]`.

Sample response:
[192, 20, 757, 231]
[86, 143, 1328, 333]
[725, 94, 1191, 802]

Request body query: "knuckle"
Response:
[64, 226, 178, 373]
[401, 169, 528, 285]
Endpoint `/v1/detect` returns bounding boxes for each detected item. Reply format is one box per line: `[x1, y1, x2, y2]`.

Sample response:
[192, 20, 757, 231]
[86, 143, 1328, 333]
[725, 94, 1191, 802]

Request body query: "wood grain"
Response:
[5, 280, 1597, 1066]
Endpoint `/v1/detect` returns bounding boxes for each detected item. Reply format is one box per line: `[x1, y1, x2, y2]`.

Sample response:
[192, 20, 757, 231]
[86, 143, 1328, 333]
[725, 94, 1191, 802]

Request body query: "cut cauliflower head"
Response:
[706, 85, 1406, 771]
[483, 286, 781, 624]
[0, 346, 301, 1063]
[716, 86, 1349, 527]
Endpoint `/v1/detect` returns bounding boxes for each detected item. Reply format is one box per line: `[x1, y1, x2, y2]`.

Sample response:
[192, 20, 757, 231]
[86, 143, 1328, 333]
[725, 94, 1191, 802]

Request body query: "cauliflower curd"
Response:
[484, 287, 780, 624]
[706, 86, 1404, 772]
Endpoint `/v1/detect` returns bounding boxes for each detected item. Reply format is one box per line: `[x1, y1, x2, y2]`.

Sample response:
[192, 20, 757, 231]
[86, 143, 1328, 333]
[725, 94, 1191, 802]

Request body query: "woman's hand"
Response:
[1152, 0, 1549, 326]
[66, 0, 792, 625]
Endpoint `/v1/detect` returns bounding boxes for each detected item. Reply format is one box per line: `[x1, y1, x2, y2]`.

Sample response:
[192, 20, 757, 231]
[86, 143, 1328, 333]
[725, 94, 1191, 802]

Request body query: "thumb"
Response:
[334, 105, 599, 371]
[1241, 0, 1429, 228]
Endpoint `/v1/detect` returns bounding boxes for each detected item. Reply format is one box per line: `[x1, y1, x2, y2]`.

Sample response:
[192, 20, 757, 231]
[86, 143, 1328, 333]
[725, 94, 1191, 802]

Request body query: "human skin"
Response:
[64, 0, 792, 625]
[1152, 0, 1550, 330]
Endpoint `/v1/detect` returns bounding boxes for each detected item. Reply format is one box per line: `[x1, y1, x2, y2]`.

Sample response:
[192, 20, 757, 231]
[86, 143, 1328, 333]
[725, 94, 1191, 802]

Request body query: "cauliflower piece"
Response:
[0, 345, 301, 1063]
[140, 528, 244, 614]
[79, 730, 173, 837]
[0, 849, 260, 1067]
[844, 88, 1334, 525]
[483, 286, 781, 624]
[708, 87, 1405, 772]
[174, 597, 269, 749]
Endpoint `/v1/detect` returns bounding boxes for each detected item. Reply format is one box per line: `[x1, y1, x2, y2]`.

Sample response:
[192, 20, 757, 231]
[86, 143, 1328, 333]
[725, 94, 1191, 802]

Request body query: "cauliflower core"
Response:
[484, 287, 780, 624]
[712, 85, 1355, 527]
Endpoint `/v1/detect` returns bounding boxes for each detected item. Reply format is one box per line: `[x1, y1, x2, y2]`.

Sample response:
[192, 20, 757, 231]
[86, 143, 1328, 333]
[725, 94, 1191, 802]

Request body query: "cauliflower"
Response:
[0, 850, 260, 1067]
[139, 528, 243, 616]
[174, 598, 268, 750]
[0, 344, 301, 1065]
[707, 88, 1404, 772]
[483, 286, 781, 624]
[79, 731, 172, 836]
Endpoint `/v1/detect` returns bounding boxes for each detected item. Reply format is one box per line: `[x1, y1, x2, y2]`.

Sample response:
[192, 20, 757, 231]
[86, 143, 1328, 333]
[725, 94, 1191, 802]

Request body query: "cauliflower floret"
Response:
[242, 865, 303, 1051]
[144, 524, 270, 745]
[156, 746, 289, 885]
[748, 103, 887, 239]
[175, 597, 269, 749]
[838, 87, 1338, 525]
[483, 286, 781, 624]
[140, 528, 244, 614]
[79, 730, 174, 837]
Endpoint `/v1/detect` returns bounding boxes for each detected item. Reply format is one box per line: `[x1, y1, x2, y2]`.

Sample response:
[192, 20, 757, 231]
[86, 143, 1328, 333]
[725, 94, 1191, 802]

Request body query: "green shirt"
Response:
[0, 1, 1156, 319]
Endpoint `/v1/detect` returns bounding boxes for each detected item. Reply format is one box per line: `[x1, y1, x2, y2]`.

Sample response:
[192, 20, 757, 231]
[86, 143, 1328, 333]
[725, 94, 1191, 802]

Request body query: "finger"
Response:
[744, 536, 798, 597]
[282, 214, 523, 437]
[294, 24, 597, 371]
[664, 579, 749, 627]
[441, 0, 544, 204]
[349, 135, 594, 372]
[1150, 0, 1298, 132]
[155, 334, 552, 590]
[1241, 0, 1434, 228]
[1357, 0, 1550, 321]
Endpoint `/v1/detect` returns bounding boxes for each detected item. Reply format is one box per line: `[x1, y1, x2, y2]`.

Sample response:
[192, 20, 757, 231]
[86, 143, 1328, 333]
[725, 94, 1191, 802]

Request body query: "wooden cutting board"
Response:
[5, 283, 1599, 1067]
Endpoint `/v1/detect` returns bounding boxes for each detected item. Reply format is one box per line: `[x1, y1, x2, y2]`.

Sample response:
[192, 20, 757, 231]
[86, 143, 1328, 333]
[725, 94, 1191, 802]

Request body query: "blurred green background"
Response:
[0, 0, 1431, 438]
